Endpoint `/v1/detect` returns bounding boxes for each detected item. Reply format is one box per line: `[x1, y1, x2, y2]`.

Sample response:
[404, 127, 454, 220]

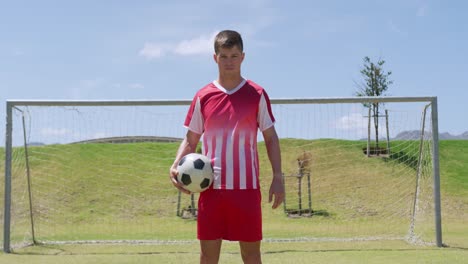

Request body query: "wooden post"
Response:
[298, 173, 302, 216]
[367, 107, 371, 157]
[282, 173, 287, 214]
[386, 109, 390, 155]
[176, 191, 181, 217]
[190, 193, 196, 216]
[307, 172, 312, 214]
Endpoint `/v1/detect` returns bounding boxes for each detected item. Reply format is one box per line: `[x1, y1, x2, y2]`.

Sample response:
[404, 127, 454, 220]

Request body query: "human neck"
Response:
[217, 74, 244, 91]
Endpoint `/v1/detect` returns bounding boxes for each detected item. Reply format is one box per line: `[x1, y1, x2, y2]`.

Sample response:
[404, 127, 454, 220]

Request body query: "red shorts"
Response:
[197, 188, 262, 242]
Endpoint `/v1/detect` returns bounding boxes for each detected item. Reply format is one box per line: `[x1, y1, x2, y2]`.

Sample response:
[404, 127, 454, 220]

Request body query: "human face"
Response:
[213, 46, 245, 76]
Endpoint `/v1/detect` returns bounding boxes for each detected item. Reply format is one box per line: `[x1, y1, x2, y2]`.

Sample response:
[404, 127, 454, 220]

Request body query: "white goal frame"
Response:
[3, 96, 443, 252]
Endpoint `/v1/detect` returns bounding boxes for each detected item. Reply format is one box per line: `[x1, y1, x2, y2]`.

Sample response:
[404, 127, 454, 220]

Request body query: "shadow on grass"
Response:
[284, 209, 330, 218]
[386, 151, 419, 170]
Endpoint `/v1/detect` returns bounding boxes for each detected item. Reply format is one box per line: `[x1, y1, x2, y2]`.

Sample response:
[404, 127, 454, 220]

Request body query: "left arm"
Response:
[262, 126, 284, 209]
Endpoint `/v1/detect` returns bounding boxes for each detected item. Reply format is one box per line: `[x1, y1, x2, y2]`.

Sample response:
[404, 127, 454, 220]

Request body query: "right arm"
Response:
[169, 130, 202, 194]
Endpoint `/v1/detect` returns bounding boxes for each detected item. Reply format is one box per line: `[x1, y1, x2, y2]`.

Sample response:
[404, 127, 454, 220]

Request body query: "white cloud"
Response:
[12, 50, 25, 57]
[416, 4, 428, 17]
[111, 83, 122, 89]
[40, 127, 72, 137]
[336, 113, 368, 130]
[173, 32, 218, 55]
[70, 78, 105, 99]
[137, 1, 279, 60]
[334, 113, 369, 139]
[129, 83, 144, 89]
[0, 49, 25, 58]
[92, 132, 108, 139]
[139, 43, 167, 59]
[387, 20, 406, 36]
[139, 31, 219, 60]
[80, 79, 103, 88]
[111, 83, 144, 90]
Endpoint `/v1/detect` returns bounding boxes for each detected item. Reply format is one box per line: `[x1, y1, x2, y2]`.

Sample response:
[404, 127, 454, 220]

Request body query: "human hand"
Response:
[268, 175, 285, 209]
[169, 166, 191, 195]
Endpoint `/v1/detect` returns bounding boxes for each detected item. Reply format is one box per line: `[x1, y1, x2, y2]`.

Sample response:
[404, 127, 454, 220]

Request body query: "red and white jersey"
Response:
[184, 79, 275, 190]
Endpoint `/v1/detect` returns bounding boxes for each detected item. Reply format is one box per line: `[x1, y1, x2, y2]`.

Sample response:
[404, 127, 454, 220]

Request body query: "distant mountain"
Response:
[439, 131, 468, 140]
[393, 130, 468, 140]
[393, 131, 424, 140]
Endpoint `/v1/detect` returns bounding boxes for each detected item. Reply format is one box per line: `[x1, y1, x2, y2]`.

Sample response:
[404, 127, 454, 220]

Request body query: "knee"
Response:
[241, 251, 262, 264]
[200, 250, 221, 264]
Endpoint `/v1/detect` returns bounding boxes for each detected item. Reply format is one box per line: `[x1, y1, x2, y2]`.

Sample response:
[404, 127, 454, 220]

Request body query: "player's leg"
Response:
[239, 241, 262, 264]
[200, 239, 222, 264]
[198, 189, 224, 263]
[224, 189, 262, 241]
[225, 189, 262, 263]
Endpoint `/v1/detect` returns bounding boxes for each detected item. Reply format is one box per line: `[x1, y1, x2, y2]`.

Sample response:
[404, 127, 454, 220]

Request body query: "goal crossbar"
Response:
[7, 96, 436, 106]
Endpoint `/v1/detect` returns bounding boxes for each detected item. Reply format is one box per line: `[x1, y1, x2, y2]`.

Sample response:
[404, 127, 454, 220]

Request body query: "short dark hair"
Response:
[214, 30, 243, 54]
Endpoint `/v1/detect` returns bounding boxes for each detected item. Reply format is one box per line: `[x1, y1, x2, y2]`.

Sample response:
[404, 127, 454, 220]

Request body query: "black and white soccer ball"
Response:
[177, 153, 214, 193]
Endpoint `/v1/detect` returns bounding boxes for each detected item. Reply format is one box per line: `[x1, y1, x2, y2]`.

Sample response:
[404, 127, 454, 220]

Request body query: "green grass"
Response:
[439, 141, 468, 197]
[0, 241, 467, 264]
[1, 139, 467, 263]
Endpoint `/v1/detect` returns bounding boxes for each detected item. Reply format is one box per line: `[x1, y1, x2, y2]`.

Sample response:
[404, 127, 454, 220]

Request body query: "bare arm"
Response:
[262, 126, 285, 209]
[169, 130, 202, 194]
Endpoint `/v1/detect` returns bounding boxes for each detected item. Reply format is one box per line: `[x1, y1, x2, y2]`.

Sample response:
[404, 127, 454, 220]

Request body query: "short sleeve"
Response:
[184, 96, 204, 135]
[257, 92, 275, 131]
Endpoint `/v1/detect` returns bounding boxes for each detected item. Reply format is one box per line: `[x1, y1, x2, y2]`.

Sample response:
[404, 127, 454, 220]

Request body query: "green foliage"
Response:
[355, 56, 393, 149]
[355, 56, 393, 99]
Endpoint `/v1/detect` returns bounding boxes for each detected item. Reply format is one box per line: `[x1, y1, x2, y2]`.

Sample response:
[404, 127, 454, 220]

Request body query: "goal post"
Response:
[3, 96, 442, 252]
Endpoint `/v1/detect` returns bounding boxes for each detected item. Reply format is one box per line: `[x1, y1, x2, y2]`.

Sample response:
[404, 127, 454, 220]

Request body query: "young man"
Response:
[170, 30, 284, 264]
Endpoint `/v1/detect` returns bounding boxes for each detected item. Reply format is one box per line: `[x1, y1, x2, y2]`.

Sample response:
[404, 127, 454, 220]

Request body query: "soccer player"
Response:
[170, 30, 284, 264]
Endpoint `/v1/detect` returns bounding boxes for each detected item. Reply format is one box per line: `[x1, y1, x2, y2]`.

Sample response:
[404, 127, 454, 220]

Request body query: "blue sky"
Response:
[1, 0, 467, 141]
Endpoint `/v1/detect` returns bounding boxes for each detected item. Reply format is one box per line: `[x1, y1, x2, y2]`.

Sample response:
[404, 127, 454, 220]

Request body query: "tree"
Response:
[355, 56, 393, 154]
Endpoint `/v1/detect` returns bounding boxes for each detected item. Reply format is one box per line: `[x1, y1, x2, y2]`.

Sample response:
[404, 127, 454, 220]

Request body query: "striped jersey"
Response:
[184, 79, 275, 190]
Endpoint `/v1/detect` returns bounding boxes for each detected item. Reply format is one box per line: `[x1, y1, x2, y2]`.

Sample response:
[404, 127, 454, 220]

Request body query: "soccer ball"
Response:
[177, 153, 214, 193]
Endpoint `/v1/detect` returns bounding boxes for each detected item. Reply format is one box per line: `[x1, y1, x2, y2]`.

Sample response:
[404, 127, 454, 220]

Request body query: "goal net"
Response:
[2, 97, 442, 252]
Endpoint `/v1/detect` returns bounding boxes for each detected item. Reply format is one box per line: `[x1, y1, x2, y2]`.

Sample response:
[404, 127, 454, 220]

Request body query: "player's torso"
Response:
[198, 81, 263, 189]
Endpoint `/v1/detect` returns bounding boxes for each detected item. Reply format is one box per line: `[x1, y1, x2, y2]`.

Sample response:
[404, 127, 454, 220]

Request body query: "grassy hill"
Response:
[0, 139, 467, 248]
[439, 140, 468, 197]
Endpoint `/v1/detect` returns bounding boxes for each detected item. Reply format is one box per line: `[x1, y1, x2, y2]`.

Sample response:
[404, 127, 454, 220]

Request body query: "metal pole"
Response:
[409, 104, 430, 239]
[21, 113, 37, 244]
[430, 98, 443, 247]
[3, 102, 13, 253]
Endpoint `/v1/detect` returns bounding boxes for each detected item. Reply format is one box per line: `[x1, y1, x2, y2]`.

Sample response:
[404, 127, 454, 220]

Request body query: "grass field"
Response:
[1, 139, 467, 263]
